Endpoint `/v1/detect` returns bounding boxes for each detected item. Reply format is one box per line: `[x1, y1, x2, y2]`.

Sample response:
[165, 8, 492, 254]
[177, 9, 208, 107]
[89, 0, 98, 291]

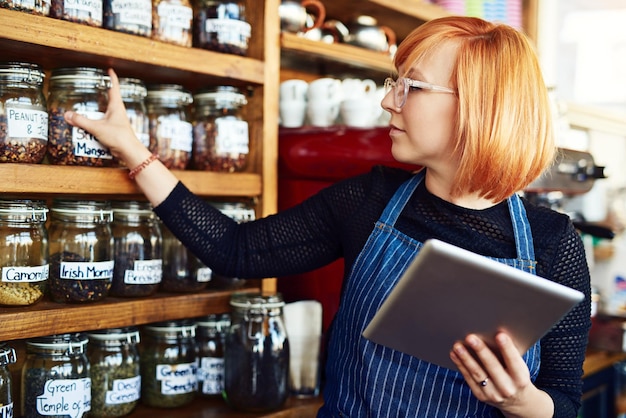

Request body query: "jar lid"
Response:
[146, 84, 193, 105]
[193, 86, 247, 107]
[49, 67, 111, 90]
[26, 333, 89, 353]
[0, 199, 48, 222]
[112, 200, 154, 218]
[0, 343, 17, 366]
[230, 293, 285, 309]
[119, 77, 147, 100]
[86, 327, 140, 344]
[0, 62, 45, 85]
[144, 320, 197, 337]
[51, 199, 113, 223]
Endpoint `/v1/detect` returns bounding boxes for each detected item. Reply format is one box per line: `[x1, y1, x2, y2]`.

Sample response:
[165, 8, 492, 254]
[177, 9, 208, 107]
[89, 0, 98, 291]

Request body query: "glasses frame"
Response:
[384, 77, 456, 108]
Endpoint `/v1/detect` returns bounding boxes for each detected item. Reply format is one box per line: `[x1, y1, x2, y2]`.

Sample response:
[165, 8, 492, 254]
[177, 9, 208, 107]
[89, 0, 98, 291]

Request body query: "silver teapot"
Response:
[279, 0, 326, 34]
[343, 15, 397, 54]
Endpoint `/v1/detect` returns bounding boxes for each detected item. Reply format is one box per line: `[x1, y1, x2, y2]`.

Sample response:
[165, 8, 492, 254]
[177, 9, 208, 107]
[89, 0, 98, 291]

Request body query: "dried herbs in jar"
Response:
[21, 334, 91, 418]
[48, 199, 114, 303]
[0, 199, 49, 306]
[47, 67, 113, 167]
[0, 343, 16, 418]
[193, 0, 250, 56]
[0, 0, 50, 14]
[192, 86, 249, 172]
[104, 0, 152, 36]
[0, 62, 48, 164]
[146, 84, 193, 170]
[111, 201, 162, 298]
[50, 0, 103, 26]
[151, 0, 192, 47]
[140, 320, 198, 408]
[86, 328, 141, 417]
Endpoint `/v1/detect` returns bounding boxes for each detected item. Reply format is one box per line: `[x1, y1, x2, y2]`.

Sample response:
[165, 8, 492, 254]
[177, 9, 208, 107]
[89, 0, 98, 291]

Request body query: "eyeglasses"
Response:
[384, 77, 456, 108]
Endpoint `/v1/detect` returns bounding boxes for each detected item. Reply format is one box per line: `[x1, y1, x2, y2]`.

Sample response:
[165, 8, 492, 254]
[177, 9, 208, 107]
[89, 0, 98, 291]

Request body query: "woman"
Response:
[65, 16, 590, 418]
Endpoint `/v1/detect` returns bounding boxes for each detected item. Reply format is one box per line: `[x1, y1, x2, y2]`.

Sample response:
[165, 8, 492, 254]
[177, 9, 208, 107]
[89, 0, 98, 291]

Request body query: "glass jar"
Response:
[21, 334, 91, 418]
[86, 327, 141, 417]
[51, 0, 103, 26]
[104, 0, 151, 37]
[0, 0, 49, 14]
[193, 0, 250, 56]
[224, 293, 289, 412]
[111, 201, 162, 298]
[192, 86, 248, 172]
[48, 199, 114, 303]
[47, 67, 112, 167]
[146, 84, 193, 170]
[115, 78, 152, 167]
[0, 343, 16, 418]
[195, 313, 228, 397]
[203, 201, 255, 290]
[0, 62, 48, 164]
[0, 199, 48, 306]
[151, 0, 192, 47]
[140, 320, 198, 408]
[159, 221, 210, 292]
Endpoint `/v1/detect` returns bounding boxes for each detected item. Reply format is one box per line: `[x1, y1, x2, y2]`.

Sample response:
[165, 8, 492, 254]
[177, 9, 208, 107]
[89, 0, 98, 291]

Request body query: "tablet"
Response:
[362, 239, 585, 370]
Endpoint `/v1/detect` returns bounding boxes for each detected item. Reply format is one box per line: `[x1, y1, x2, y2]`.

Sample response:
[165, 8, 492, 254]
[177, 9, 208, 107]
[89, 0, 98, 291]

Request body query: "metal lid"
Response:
[230, 292, 285, 309]
[0, 62, 45, 85]
[26, 333, 89, 353]
[119, 77, 147, 100]
[49, 67, 111, 90]
[50, 199, 113, 223]
[86, 327, 140, 344]
[146, 84, 193, 105]
[0, 199, 48, 222]
[193, 85, 247, 108]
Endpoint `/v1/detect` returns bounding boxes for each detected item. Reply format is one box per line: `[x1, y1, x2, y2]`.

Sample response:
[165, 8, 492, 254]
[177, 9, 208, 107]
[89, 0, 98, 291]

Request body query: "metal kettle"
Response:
[343, 15, 396, 54]
[279, 0, 326, 34]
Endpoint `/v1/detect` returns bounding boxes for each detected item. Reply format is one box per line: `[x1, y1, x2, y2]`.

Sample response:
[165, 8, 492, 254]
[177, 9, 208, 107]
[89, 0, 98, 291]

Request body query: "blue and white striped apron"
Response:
[318, 171, 541, 417]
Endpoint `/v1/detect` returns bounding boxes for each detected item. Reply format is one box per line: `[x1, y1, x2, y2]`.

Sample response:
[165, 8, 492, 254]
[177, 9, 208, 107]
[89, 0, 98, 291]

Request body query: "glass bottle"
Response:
[151, 0, 192, 46]
[140, 320, 198, 408]
[192, 85, 249, 172]
[223, 293, 289, 412]
[0, 343, 16, 418]
[159, 221, 210, 292]
[50, 0, 103, 26]
[0, 199, 48, 306]
[111, 201, 162, 298]
[195, 313, 227, 398]
[0, 0, 49, 15]
[115, 78, 152, 167]
[47, 67, 112, 167]
[103, 0, 152, 37]
[48, 199, 114, 303]
[86, 327, 141, 417]
[21, 334, 91, 418]
[193, 0, 250, 56]
[0, 62, 48, 164]
[146, 84, 193, 170]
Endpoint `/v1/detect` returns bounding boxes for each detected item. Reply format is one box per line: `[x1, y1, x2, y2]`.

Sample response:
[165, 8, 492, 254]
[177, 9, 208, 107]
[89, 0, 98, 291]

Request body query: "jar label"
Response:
[1, 264, 49, 283]
[156, 362, 197, 395]
[157, 3, 192, 30]
[124, 259, 162, 284]
[157, 119, 193, 152]
[198, 357, 224, 395]
[204, 19, 251, 48]
[106, 375, 141, 405]
[60, 260, 114, 280]
[6, 105, 48, 140]
[63, 0, 103, 25]
[0, 403, 13, 418]
[111, 0, 152, 27]
[215, 119, 248, 154]
[14, 0, 36, 7]
[37, 377, 91, 418]
[197, 266, 212, 283]
[73, 111, 113, 159]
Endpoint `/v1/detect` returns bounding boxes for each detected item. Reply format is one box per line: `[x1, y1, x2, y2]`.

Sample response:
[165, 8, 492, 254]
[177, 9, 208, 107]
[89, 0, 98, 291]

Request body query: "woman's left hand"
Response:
[450, 332, 554, 418]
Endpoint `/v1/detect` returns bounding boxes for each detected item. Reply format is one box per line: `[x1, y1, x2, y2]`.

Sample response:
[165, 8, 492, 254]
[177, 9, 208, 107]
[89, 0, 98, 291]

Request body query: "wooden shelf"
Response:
[0, 9, 265, 90]
[0, 284, 260, 341]
[0, 164, 262, 198]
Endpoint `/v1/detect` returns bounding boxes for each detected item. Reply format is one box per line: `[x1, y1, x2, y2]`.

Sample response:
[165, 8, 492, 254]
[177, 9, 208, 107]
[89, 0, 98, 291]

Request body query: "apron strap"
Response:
[379, 171, 425, 226]
[507, 193, 535, 261]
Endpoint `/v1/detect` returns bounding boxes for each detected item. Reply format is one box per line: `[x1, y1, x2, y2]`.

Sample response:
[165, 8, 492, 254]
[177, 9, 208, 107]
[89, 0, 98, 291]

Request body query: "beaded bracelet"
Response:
[128, 154, 158, 180]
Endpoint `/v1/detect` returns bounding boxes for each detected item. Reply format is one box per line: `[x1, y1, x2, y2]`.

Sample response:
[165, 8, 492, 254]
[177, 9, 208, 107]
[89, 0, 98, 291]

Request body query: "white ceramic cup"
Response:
[280, 79, 309, 102]
[307, 99, 340, 127]
[280, 99, 307, 128]
[340, 98, 381, 128]
[341, 78, 377, 99]
[307, 77, 343, 102]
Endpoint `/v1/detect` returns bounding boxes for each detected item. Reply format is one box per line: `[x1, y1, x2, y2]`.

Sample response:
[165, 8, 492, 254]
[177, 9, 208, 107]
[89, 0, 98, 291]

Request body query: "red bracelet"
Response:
[128, 154, 158, 180]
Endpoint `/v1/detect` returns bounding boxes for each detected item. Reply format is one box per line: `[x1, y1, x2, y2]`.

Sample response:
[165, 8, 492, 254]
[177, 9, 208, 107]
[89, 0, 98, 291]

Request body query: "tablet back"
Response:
[362, 239, 585, 370]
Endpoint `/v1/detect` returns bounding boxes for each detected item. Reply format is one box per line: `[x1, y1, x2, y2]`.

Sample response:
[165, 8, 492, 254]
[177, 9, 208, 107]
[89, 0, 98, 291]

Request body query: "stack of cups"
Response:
[306, 78, 343, 127]
[339, 78, 383, 128]
[279, 79, 309, 128]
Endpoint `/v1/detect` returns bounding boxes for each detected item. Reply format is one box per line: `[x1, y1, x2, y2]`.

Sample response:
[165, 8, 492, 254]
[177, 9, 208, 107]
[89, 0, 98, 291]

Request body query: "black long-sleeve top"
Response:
[154, 165, 591, 417]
